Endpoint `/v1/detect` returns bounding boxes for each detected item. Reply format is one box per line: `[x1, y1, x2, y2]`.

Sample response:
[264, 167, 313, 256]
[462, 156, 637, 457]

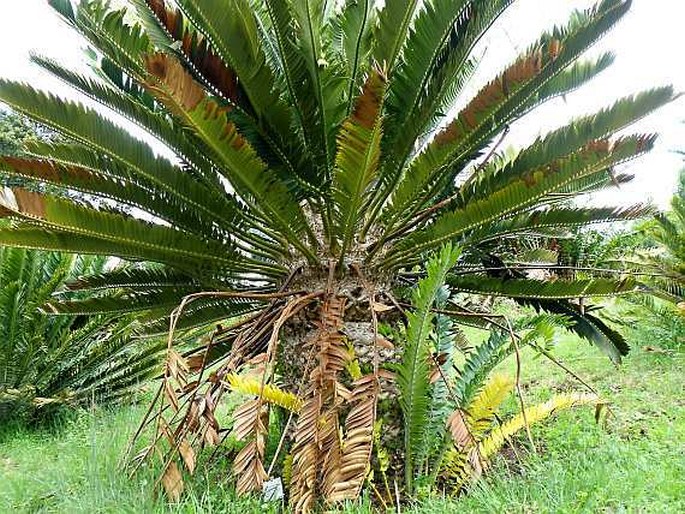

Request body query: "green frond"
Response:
[373, 0, 420, 73]
[551, 169, 635, 197]
[47, 0, 74, 21]
[290, 0, 348, 168]
[0, 155, 264, 255]
[447, 276, 640, 300]
[335, 0, 376, 115]
[386, 0, 512, 172]
[332, 68, 387, 256]
[454, 329, 513, 406]
[30, 54, 227, 192]
[462, 87, 674, 204]
[44, 287, 204, 316]
[386, 134, 656, 268]
[525, 51, 616, 108]
[65, 0, 152, 77]
[0, 81, 250, 238]
[472, 204, 653, 244]
[174, 0, 290, 130]
[260, 0, 328, 178]
[524, 299, 629, 364]
[0, 245, 161, 421]
[142, 54, 316, 261]
[64, 266, 201, 293]
[396, 243, 461, 493]
[383, 0, 633, 228]
[422, 286, 459, 468]
[516, 313, 572, 347]
[0, 189, 247, 276]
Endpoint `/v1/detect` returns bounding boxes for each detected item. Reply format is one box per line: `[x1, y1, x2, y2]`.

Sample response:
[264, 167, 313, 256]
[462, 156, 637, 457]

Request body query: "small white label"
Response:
[262, 477, 284, 502]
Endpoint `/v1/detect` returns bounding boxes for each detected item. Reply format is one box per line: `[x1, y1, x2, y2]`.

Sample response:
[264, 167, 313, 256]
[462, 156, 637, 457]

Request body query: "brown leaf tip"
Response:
[352, 69, 388, 130]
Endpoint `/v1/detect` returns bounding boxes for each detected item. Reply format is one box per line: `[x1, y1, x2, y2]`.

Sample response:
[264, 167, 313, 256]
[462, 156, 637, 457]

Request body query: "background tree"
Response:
[0, 111, 38, 156]
[0, 0, 674, 510]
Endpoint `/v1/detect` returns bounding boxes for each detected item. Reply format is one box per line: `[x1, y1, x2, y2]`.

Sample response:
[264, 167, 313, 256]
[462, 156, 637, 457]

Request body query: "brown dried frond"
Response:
[352, 67, 387, 129]
[446, 409, 475, 452]
[310, 296, 349, 384]
[435, 48, 544, 146]
[1, 157, 92, 185]
[233, 398, 270, 495]
[167, 349, 190, 386]
[10, 189, 47, 219]
[324, 374, 378, 504]
[144, 0, 240, 102]
[161, 349, 190, 414]
[290, 392, 323, 514]
[135, 298, 318, 503]
[548, 38, 563, 60]
[178, 437, 196, 474]
[443, 409, 485, 492]
[161, 461, 184, 502]
[230, 300, 316, 498]
[128, 315, 262, 502]
[145, 53, 206, 112]
[290, 296, 351, 514]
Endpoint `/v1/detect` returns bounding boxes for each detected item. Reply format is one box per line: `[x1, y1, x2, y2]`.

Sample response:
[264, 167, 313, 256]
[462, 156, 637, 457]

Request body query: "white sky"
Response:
[0, 0, 683, 207]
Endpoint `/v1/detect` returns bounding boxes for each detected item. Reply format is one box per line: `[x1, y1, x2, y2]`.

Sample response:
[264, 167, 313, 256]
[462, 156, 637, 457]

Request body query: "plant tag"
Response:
[262, 477, 284, 502]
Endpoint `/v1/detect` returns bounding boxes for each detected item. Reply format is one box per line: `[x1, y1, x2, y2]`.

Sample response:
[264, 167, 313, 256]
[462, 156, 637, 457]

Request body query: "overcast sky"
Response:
[0, 0, 683, 207]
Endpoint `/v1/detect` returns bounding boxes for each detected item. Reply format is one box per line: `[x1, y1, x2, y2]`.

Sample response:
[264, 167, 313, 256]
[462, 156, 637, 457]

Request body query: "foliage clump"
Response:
[0, 247, 163, 424]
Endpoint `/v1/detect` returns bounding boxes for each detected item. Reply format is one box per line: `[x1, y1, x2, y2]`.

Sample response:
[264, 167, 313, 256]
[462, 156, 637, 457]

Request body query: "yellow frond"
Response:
[479, 392, 599, 460]
[283, 453, 294, 485]
[225, 373, 303, 413]
[466, 373, 514, 438]
[441, 448, 469, 485]
[345, 340, 363, 381]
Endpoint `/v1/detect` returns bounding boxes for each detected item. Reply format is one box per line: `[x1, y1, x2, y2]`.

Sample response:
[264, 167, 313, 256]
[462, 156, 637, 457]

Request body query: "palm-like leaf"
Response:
[637, 170, 685, 302]
[396, 243, 460, 493]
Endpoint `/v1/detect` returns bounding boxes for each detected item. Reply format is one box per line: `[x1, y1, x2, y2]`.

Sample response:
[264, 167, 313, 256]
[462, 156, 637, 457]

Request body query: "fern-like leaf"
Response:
[396, 243, 460, 493]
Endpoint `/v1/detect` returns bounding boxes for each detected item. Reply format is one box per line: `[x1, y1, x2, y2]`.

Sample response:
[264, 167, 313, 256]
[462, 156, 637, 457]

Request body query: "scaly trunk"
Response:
[133, 266, 405, 513]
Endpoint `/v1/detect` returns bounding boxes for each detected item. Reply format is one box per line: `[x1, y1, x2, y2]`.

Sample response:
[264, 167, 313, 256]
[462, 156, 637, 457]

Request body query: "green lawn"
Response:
[1, 336, 683, 513]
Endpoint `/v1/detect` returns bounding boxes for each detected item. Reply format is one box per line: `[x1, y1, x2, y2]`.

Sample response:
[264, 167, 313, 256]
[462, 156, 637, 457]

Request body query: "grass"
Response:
[1, 334, 683, 513]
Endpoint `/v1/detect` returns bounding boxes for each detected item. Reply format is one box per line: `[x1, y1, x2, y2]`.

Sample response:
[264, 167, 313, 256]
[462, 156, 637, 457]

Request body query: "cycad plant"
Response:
[600, 170, 685, 349]
[0, 246, 163, 423]
[639, 169, 685, 303]
[559, 170, 685, 305]
[0, 0, 673, 509]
